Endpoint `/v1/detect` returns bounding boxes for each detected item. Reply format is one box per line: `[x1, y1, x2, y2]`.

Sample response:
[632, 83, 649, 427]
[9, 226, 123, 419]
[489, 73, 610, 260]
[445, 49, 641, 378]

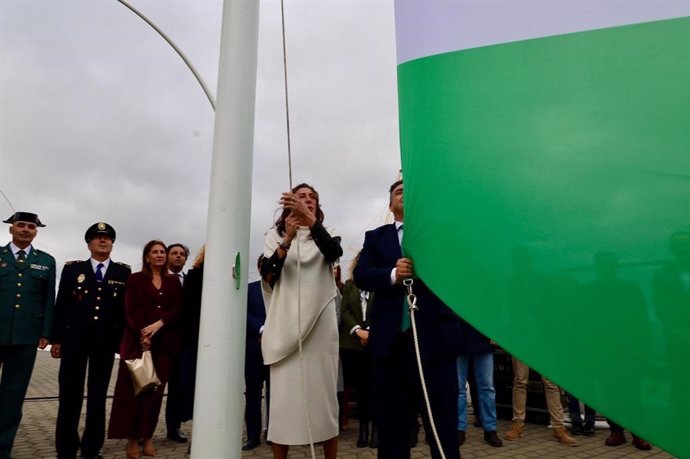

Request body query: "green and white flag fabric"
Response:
[395, 1, 690, 456]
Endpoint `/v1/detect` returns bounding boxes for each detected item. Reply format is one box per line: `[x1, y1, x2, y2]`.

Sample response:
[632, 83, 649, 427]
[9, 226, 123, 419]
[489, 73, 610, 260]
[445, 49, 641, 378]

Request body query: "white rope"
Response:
[404, 279, 447, 459]
[279, 2, 317, 458]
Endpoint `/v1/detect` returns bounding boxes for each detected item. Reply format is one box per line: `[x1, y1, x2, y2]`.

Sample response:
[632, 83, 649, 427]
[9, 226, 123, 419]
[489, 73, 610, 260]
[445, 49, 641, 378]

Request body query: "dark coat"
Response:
[353, 223, 463, 363]
[52, 259, 130, 352]
[339, 279, 373, 351]
[119, 272, 183, 360]
[181, 265, 203, 347]
[458, 318, 493, 355]
[246, 280, 265, 358]
[0, 244, 56, 345]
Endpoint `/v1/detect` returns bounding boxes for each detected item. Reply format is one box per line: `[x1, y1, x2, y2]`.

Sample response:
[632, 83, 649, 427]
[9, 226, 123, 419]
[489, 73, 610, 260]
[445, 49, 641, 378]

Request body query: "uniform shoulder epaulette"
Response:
[64, 260, 81, 266]
[34, 248, 56, 260]
[114, 261, 131, 269]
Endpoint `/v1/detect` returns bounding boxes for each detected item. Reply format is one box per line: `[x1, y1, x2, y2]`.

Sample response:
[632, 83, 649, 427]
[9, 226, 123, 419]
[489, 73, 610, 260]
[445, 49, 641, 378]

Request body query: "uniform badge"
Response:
[77, 274, 86, 283]
[98, 222, 106, 230]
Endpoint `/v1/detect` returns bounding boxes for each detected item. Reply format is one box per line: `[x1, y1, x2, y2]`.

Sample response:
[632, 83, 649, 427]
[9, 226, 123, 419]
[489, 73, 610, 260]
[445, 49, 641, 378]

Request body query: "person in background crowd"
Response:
[339, 253, 376, 448]
[353, 180, 462, 459]
[260, 183, 342, 459]
[455, 322, 502, 448]
[604, 420, 651, 449]
[503, 357, 578, 446]
[52, 222, 130, 459]
[164, 243, 190, 443]
[0, 212, 55, 459]
[243, 256, 270, 451]
[566, 393, 595, 436]
[107, 240, 183, 459]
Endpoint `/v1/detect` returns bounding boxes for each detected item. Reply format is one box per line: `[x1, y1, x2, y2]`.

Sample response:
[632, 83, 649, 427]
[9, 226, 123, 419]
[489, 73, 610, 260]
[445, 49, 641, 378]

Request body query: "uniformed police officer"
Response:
[0, 212, 56, 459]
[51, 222, 130, 459]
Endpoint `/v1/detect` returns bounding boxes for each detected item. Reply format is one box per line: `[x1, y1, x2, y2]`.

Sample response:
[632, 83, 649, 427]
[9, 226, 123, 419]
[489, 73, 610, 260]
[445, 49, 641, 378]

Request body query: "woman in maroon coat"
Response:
[108, 240, 182, 459]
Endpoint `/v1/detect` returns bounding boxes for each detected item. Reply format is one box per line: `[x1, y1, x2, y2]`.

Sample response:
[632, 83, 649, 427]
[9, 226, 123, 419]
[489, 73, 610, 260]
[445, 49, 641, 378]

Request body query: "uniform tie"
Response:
[95, 263, 104, 282]
[17, 250, 26, 263]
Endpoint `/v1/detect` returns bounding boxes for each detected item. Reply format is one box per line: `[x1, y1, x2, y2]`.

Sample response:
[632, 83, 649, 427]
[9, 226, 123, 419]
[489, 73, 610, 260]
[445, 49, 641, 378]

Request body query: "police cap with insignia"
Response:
[3, 212, 46, 227]
[85, 222, 116, 242]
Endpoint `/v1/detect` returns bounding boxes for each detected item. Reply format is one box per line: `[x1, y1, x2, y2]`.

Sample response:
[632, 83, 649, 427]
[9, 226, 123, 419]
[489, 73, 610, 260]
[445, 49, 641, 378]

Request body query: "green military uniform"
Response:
[0, 243, 56, 459]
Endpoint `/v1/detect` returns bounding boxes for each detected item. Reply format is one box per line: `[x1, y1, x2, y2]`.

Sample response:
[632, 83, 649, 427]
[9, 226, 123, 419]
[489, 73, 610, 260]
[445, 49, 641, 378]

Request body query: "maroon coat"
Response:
[119, 272, 183, 359]
[108, 272, 183, 439]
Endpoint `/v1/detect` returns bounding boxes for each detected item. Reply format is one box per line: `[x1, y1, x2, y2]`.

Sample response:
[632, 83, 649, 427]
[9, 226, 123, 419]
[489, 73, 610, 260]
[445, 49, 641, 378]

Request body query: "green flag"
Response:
[395, 1, 690, 456]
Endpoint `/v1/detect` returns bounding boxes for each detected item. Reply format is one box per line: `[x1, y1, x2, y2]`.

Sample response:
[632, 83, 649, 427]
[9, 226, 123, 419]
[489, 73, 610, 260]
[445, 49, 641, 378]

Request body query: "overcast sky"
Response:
[0, 0, 401, 279]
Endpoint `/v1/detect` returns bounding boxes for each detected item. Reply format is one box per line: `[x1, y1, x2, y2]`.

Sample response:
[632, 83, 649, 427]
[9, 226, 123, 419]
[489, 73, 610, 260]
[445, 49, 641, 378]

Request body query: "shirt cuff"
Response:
[259, 325, 264, 335]
[390, 268, 397, 285]
[350, 325, 361, 336]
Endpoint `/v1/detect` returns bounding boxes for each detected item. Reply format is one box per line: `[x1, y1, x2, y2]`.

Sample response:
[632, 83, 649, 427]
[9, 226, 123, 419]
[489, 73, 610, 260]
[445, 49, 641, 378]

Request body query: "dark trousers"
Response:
[340, 348, 374, 423]
[0, 345, 37, 459]
[373, 333, 460, 459]
[244, 353, 269, 441]
[165, 353, 183, 433]
[55, 344, 115, 457]
[566, 393, 596, 425]
[178, 344, 198, 422]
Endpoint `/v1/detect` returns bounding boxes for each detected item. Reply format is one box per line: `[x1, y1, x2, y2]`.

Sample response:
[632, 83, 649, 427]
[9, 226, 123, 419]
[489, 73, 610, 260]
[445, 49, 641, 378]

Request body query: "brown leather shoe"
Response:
[605, 431, 627, 446]
[457, 430, 466, 446]
[553, 426, 579, 446]
[504, 422, 524, 441]
[632, 437, 652, 450]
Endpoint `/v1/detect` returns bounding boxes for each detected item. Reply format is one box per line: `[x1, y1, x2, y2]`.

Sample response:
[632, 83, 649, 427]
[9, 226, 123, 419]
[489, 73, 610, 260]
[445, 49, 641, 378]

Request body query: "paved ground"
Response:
[9, 351, 675, 458]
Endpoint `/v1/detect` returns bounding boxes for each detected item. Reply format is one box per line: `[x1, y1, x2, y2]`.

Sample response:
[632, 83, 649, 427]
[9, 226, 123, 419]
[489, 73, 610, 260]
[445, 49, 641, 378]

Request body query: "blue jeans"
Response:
[457, 353, 497, 431]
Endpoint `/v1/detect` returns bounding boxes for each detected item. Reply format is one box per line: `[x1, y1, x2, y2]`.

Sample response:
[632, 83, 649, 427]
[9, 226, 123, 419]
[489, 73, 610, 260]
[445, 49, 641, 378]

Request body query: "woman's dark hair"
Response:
[275, 183, 324, 236]
[141, 239, 167, 277]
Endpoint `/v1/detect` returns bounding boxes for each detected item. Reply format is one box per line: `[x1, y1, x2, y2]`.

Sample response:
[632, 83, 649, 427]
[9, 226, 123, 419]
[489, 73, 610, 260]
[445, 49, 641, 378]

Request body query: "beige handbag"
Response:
[125, 350, 161, 395]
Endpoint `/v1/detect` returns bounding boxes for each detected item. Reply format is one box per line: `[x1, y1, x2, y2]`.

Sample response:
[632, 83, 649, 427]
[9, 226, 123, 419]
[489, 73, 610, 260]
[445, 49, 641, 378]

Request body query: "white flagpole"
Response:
[191, 1, 259, 457]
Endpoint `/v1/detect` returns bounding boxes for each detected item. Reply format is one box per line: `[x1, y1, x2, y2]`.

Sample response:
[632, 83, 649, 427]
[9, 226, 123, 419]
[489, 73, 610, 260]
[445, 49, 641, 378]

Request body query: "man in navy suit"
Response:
[354, 180, 462, 459]
[242, 259, 270, 450]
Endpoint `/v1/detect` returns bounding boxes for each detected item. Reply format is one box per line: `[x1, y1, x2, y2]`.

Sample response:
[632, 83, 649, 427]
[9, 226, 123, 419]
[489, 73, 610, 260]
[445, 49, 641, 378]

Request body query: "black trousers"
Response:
[373, 333, 460, 459]
[165, 353, 184, 433]
[0, 345, 38, 459]
[55, 344, 114, 458]
[244, 353, 269, 441]
[340, 348, 374, 423]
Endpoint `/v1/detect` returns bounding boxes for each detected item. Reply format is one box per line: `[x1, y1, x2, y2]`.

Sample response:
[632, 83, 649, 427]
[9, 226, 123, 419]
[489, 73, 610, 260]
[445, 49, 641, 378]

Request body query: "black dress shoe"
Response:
[369, 425, 378, 448]
[582, 422, 595, 436]
[484, 430, 503, 447]
[242, 438, 261, 450]
[356, 422, 369, 448]
[570, 421, 583, 436]
[167, 428, 188, 443]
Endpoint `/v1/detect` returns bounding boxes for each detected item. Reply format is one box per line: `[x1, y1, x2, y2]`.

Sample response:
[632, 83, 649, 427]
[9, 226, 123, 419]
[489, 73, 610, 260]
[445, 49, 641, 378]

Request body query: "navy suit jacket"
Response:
[246, 280, 265, 358]
[353, 223, 463, 363]
[52, 259, 130, 352]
